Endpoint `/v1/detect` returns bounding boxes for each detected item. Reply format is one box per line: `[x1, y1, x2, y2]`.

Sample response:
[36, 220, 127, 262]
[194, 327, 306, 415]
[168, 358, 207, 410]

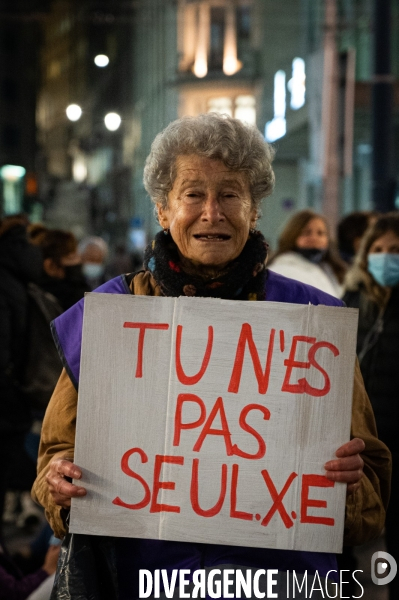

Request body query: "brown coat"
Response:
[32, 272, 391, 544]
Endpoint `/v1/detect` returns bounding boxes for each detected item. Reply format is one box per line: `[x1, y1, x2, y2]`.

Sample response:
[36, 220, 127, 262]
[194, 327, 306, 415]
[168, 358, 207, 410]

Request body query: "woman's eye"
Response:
[183, 191, 203, 204]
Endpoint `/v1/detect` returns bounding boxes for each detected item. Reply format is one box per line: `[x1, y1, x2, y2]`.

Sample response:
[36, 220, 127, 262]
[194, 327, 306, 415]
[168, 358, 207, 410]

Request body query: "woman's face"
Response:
[43, 251, 81, 279]
[296, 217, 329, 250]
[157, 155, 257, 270]
[368, 230, 399, 255]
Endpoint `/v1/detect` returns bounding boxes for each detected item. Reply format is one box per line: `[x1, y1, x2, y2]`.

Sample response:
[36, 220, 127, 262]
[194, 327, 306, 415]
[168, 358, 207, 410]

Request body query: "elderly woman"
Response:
[32, 114, 390, 599]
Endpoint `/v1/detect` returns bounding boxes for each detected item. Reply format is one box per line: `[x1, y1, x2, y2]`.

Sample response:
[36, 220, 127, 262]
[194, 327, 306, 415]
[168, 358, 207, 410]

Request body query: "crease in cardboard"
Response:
[292, 304, 311, 550]
[159, 298, 177, 541]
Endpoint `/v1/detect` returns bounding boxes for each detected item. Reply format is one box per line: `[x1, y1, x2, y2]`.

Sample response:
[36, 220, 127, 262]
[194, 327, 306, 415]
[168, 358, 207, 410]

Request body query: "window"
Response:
[237, 5, 251, 39]
[207, 96, 233, 116]
[209, 8, 225, 70]
[179, 0, 252, 77]
[207, 94, 256, 124]
[234, 94, 256, 124]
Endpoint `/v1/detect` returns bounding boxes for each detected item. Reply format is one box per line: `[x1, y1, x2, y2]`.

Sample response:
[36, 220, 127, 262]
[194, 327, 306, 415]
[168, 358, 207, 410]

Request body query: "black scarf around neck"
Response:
[143, 230, 268, 300]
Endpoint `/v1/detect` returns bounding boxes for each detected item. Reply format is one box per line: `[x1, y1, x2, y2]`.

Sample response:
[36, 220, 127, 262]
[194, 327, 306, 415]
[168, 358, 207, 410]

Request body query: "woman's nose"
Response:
[307, 233, 319, 244]
[200, 194, 225, 221]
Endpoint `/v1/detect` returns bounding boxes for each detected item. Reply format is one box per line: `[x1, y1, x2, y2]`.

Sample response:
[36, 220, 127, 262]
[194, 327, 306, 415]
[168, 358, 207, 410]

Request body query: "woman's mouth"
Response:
[193, 234, 231, 241]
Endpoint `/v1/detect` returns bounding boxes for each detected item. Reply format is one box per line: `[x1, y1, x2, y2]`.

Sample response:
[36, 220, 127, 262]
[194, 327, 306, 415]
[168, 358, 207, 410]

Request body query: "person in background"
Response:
[337, 211, 377, 266]
[78, 236, 108, 289]
[0, 216, 43, 534]
[0, 536, 60, 600]
[25, 535, 62, 600]
[29, 226, 90, 311]
[343, 212, 399, 600]
[268, 209, 346, 297]
[4, 226, 88, 529]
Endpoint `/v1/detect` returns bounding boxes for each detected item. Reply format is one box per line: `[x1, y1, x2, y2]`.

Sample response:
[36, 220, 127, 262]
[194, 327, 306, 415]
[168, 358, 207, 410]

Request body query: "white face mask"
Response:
[82, 263, 104, 279]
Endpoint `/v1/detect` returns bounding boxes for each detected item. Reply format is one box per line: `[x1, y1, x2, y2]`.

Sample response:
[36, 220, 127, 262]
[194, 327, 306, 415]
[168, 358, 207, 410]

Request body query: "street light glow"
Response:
[288, 57, 306, 110]
[94, 54, 109, 67]
[0, 164, 26, 181]
[66, 104, 82, 121]
[104, 112, 121, 131]
[265, 70, 287, 142]
[193, 1, 209, 78]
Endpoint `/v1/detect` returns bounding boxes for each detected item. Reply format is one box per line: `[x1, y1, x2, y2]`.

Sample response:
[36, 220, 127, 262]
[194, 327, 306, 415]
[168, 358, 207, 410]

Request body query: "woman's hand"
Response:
[324, 438, 365, 494]
[46, 458, 87, 508]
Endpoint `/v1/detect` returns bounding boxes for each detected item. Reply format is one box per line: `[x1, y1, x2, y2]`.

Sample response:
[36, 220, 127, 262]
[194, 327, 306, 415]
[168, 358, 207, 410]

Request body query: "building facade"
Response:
[36, 0, 134, 242]
[0, 1, 50, 219]
[33, 0, 399, 249]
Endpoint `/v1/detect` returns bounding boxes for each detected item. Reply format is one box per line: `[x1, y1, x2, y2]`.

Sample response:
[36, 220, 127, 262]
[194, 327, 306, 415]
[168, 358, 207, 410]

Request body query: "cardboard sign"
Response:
[70, 294, 358, 553]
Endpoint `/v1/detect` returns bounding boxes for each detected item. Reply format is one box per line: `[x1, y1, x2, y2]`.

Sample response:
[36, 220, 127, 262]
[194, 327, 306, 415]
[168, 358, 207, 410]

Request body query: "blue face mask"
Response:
[367, 253, 399, 287]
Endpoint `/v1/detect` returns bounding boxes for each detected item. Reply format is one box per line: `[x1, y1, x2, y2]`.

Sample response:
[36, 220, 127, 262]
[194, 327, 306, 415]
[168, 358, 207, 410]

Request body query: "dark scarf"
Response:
[294, 246, 327, 264]
[143, 230, 268, 300]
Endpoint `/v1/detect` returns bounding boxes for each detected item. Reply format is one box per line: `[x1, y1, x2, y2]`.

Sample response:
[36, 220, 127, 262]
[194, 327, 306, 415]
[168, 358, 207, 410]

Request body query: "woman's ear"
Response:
[157, 203, 170, 230]
[43, 257, 65, 279]
[250, 207, 258, 230]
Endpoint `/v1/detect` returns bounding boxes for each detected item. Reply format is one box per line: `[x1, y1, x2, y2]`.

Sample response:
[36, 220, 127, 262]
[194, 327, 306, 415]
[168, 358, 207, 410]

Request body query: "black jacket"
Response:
[343, 285, 399, 458]
[0, 223, 43, 433]
[39, 271, 90, 312]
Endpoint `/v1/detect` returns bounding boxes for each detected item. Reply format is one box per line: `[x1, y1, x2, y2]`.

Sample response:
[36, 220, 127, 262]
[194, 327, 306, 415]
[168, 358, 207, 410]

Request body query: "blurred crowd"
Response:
[269, 208, 398, 600]
[0, 214, 143, 600]
[0, 207, 398, 598]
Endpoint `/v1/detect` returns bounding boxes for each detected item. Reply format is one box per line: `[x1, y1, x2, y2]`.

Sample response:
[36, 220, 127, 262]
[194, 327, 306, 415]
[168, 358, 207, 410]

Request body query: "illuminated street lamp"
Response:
[193, 2, 209, 78]
[0, 164, 26, 180]
[104, 112, 121, 131]
[0, 164, 26, 214]
[94, 54, 109, 67]
[66, 104, 82, 121]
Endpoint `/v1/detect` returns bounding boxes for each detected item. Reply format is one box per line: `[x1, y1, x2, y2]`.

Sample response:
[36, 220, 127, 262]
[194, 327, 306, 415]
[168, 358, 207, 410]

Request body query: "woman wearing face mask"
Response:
[13, 227, 91, 524]
[343, 212, 399, 600]
[29, 227, 90, 311]
[268, 209, 346, 297]
[78, 236, 108, 290]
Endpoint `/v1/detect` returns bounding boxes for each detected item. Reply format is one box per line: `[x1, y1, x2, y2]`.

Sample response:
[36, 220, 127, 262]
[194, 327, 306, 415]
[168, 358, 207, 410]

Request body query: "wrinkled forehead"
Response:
[172, 154, 249, 189]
